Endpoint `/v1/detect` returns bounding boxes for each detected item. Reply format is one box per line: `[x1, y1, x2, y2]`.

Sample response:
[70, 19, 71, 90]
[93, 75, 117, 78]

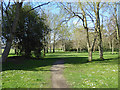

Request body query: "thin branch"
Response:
[60, 2, 71, 14]
[13, 0, 16, 4]
[75, 18, 80, 25]
[3, 2, 7, 9]
[60, 15, 74, 25]
[84, 5, 96, 18]
[86, 13, 95, 27]
[100, 2, 106, 9]
[6, 0, 10, 10]
[87, 2, 95, 13]
[27, 2, 50, 13]
[60, 2, 84, 22]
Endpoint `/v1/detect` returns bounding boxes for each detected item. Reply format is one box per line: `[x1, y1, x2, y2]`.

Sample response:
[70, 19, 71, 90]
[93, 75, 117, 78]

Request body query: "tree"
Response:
[49, 14, 63, 53]
[2, 1, 50, 61]
[107, 2, 120, 56]
[2, 1, 23, 62]
[95, 2, 104, 60]
[58, 24, 71, 51]
[72, 26, 86, 52]
[105, 16, 118, 53]
[113, 3, 120, 57]
[59, 2, 98, 61]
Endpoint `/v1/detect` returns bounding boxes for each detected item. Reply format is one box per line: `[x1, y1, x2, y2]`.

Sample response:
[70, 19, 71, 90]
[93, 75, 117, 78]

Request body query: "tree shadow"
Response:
[2, 56, 88, 71]
[2, 54, 118, 71]
[91, 57, 118, 65]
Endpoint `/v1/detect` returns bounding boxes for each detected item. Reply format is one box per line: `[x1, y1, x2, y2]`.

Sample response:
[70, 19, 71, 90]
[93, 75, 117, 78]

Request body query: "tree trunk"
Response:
[62, 46, 64, 51]
[62, 44, 65, 52]
[117, 5, 120, 88]
[77, 48, 79, 52]
[98, 44, 103, 60]
[62, 38, 65, 52]
[43, 47, 46, 56]
[46, 40, 49, 53]
[118, 31, 120, 58]
[96, 2, 104, 60]
[109, 41, 112, 50]
[47, 46, 48, 53]
[53, 44, 55, 53]
[93, 44, 96, 52]
[2, 40, 12, 62]
[64, 43, 66, 51]
[48, 31, 51, 53]
[79, 2, 98, 62]
[86, 28, 92, 62]
[2, 3, 22, 62]
[117, 3, 120, 58]
[50, 44, 51, 53]
[85, 20, 92, 62]
[43, 28, 46, 56]
[88, 48, 92, 62]
[46, 34, 49, 53]
[98, 33, 103, 60]
[118, 23, 120, 58]
[14, 45, 18, 55]
[53, 33, 55, 53]
[15, 48, 17, 55]
[80, 47, 81, 52]
[112, 39, 114, 54]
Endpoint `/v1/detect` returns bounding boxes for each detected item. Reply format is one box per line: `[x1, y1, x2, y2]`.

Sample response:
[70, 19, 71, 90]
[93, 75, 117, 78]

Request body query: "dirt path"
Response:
[51, 59, 69, 88]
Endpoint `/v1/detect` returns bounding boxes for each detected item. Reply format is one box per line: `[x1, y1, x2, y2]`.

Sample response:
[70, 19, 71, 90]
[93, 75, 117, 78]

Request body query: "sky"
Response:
[1, 1, 120, 32]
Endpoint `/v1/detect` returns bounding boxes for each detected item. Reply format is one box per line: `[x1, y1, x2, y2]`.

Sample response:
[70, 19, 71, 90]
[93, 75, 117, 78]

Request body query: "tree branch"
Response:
[6, 0, 10, 10]
[27, 2, 50, 13]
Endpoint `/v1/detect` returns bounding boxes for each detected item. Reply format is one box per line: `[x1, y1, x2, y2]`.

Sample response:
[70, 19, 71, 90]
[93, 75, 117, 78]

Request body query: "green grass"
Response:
[2, 55, 57, 88]
[1, 49, 17, 57]
[2, 51, 119, 88]
[63, 52, 118, 88]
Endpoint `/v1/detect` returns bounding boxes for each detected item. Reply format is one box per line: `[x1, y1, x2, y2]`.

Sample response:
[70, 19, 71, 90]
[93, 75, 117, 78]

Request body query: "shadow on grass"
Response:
[91, 58, 118, 65]
[2, 56, 89, 71]
[2, 54, 118, 71]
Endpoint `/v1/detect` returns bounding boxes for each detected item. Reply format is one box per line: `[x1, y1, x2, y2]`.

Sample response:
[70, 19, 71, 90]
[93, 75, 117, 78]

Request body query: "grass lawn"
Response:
[2, 51, 118, 88]
[62, 52, 118, 88]
[2, 55, 57, 88]
[0, 49, 17, 58]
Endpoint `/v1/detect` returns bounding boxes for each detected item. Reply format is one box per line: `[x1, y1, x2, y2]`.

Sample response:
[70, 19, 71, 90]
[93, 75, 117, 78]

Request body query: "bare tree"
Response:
[108, 2, 120, 56]
[73, 26, 86, 52]
[59, 2, 98, 61]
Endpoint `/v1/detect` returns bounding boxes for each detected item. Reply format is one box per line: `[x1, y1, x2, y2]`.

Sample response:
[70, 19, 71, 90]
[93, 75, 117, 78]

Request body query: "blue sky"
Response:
[2, 1, 119, 31]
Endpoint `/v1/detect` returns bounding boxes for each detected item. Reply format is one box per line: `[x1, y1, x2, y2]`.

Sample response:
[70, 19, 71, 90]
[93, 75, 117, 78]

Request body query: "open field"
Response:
[2, 51, 118, 88]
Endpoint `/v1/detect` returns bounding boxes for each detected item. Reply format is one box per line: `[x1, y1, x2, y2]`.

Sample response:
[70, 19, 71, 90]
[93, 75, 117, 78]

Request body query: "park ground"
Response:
[1, 50, 118, 88]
